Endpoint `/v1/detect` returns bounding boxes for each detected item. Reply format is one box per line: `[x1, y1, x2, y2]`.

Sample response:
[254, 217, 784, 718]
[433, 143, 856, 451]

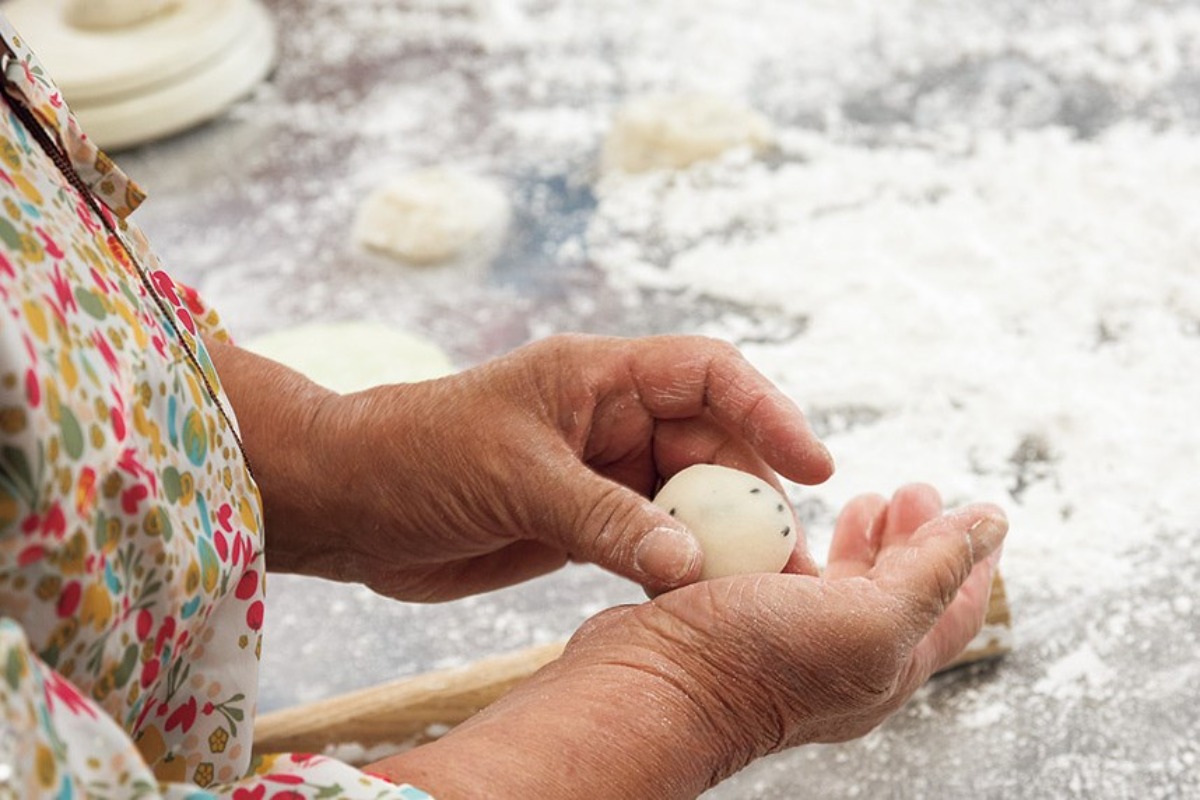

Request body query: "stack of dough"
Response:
[65, 0, 177, 30]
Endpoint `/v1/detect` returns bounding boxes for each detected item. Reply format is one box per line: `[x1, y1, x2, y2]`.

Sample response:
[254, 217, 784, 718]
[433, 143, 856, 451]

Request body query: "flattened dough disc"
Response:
[5, 0, 277, 150]
[243, 322, 457, 394]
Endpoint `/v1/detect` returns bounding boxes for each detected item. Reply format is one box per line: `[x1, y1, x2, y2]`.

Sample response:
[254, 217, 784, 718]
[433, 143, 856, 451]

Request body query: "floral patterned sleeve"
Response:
[0, 13, 431, 799]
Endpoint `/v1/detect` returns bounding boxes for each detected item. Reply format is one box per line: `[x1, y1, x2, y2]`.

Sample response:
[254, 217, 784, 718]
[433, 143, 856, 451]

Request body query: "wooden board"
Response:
[253, 572, 1012, 761]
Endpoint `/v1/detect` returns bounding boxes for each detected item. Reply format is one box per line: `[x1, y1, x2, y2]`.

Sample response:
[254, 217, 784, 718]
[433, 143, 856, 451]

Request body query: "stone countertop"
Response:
[111, 1, 1199, 797]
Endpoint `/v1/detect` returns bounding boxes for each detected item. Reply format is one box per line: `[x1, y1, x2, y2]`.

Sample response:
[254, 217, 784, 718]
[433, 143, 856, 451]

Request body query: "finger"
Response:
[653, 415, 781, 485]
[879, 483, 943, 551]
[872, 505, 1008, 637]
[824, 493, 888, 579]
[898, 551, 999, 691]
[782, 545, 821, 577]
[626, 337, 835, 485]
[368, 540, 570, 602]
[536, 454, 704, 593]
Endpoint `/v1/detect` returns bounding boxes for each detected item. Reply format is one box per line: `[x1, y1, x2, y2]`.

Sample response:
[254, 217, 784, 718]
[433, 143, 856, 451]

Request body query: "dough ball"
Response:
[652, 464, 795, 580]
[353, 168, 510, 266]
[243, 322, 455, 394]
[602, 93, 775, 174]
[66, 0, 177, 30]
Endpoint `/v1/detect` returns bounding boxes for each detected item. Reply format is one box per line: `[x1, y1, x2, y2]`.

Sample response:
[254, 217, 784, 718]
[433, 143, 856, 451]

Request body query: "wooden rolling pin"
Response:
[254, 572, 1011, 762]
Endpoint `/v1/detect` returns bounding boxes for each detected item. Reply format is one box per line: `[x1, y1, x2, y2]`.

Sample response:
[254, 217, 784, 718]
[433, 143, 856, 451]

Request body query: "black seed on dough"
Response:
[776, 503, 784, 512]
[750, 488, 761, 494]
[782, 526, 791, 537]
[669, 508, 677, 516]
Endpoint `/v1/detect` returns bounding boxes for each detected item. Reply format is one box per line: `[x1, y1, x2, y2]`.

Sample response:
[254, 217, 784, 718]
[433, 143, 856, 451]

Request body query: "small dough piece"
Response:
[353, 168, 510, 266]
[65, 0, 177, 30]
[652, 464, 795, 580]
[243, 322, 455, 394]
[602, 93, 775, 174]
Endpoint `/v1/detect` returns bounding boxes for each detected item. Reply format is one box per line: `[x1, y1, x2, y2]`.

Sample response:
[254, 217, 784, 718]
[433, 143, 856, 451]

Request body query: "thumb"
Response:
[874, 505, 1008, 637]
[537, 461, 704, 592]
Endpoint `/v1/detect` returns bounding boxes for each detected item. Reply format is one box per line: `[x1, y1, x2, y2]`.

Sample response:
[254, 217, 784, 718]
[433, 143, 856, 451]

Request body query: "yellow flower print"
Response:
[58, 532, 88, 575]
[142, 506, 172, 541]
[182, 409, 207, 467]
[0, 406, 26, 434]
[134, 725, 167, 766]
[21, 299, 49, 342]
[193, 761, 215, 787]
[34, 574, 61, 602]
[0, 137, 20, 169]
[157, 752, 188, 783]
[0, 492, 20, 529]
[57, 350, 79, 390]
[238, 496, 259, 532]
[45, 380, 62, 423]
[14, 172, 43, 205]
[44, 617, 79, 663]
[184, 558, 200, 594]
[135, 382, 152, 409]
[99, 516, 121, 554]
[180, 471, 195, 506]
[92, 667, 115, 702]
[183, 372, 205, 409]
[56, 465, 72, 496]
[251, 753, 282, 775]
[101, 471, 122, 500]
[198, 539, 219, 593]
[133, 403, 165, 460]
[35, 743, 57, 788]
[80, 581, 112, 632]
[208, 727, 229, 754]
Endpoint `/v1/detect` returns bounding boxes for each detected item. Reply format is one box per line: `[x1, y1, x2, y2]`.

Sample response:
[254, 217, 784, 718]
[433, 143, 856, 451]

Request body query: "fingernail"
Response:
[636, 527, 702, 586]
[967, 516, 1008, 562]
[987, 543, 1006, 569]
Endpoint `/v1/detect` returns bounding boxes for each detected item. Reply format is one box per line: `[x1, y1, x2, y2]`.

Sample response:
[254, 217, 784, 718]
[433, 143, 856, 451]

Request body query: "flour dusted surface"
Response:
[117, 1, 1200, 796]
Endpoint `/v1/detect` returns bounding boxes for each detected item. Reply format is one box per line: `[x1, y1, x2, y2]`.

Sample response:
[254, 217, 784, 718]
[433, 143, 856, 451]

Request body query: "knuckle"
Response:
[541, 331, 595, 351]
[929, 544, 973, 612]
[568, 604, 637, 647]
[700, 336, 743, 362]
[576, 484, 638, 560]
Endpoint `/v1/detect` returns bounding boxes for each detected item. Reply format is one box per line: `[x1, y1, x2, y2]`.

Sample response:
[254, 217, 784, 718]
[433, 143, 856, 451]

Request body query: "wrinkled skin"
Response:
[372, 484, 1004, 798]
[209, 333, 1006, 797]
[230, 334, 834, 599]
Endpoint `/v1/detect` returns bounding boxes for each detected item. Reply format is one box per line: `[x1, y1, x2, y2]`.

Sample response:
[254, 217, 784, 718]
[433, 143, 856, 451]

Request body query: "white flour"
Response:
[112, 0, 1200, 794]
[588, 123, 1200, 597]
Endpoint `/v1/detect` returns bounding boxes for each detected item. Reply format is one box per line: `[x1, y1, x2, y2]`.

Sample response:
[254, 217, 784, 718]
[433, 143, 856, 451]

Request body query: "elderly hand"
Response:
[368, 484, 1007, 798]
[225, 334, 834, 599]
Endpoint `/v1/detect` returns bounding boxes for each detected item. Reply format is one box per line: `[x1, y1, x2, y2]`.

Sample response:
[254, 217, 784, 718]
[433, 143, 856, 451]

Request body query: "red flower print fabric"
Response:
[0, 13, 430, 800]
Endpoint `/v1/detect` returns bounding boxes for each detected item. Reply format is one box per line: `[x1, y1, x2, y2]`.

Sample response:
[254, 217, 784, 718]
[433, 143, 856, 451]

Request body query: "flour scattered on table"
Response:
[116, 2, 1200, 796]
[589, 122, 1200, 596]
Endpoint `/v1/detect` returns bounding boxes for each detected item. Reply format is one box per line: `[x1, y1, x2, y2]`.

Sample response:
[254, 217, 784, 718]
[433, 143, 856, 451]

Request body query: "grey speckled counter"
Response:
[106, 1, 1199, 797]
